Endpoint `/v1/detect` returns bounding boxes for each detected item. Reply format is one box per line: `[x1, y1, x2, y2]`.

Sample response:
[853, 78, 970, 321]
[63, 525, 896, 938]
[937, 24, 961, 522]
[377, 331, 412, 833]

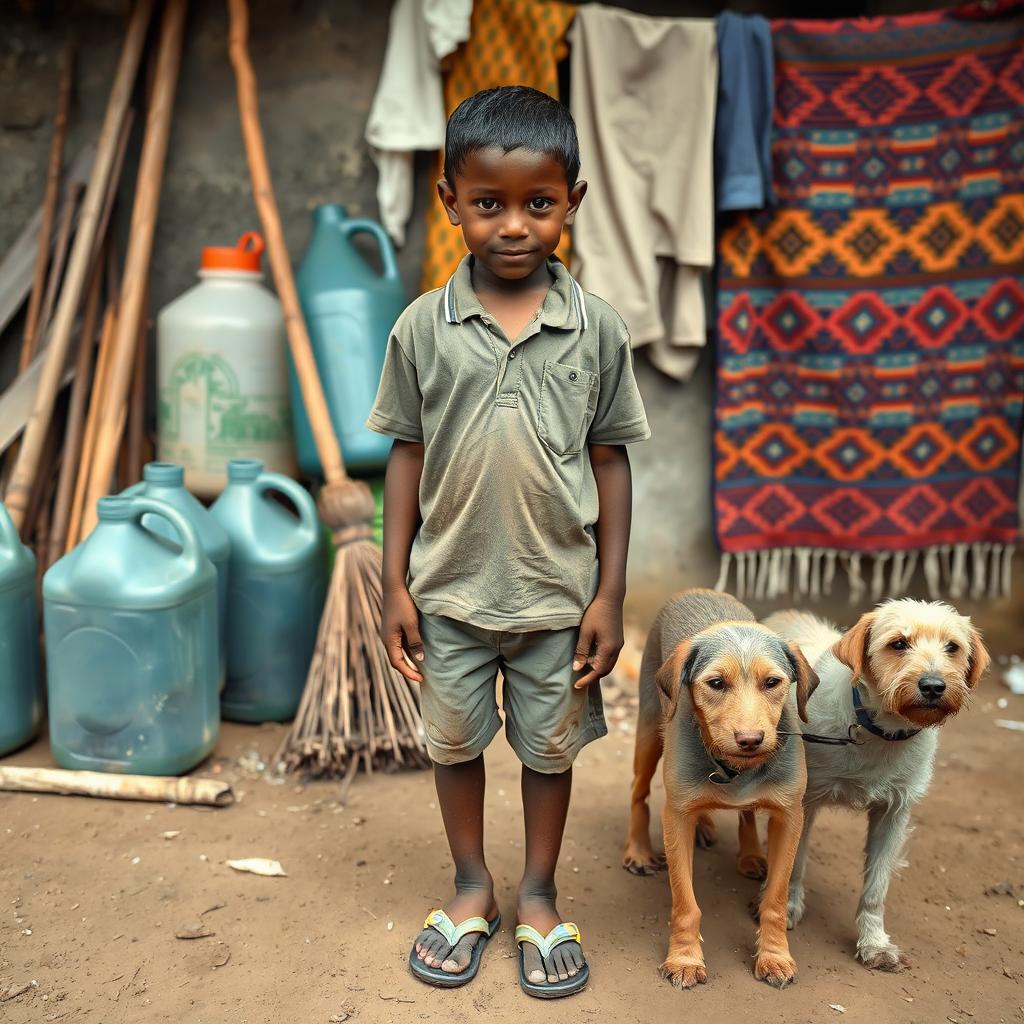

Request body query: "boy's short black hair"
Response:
[443, 85, 580, 188]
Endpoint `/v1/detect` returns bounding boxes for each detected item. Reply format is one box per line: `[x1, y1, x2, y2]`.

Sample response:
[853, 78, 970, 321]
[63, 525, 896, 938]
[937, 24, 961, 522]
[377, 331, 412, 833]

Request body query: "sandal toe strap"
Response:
[515, 922, 582, 959]
[423, 909, 492, 946]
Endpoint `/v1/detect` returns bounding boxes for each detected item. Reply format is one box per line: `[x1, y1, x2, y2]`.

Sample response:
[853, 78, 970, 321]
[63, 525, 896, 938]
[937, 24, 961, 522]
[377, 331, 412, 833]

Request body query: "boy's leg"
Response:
[413, 615, 503, 975]
[502, 626, 607, 986]
[414, 755, 499, 972]
[519, 765, 584, 983]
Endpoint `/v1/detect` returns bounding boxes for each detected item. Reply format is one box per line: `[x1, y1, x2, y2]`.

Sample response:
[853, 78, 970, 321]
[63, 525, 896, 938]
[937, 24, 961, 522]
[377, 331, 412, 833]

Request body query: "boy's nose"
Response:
[499, 216, 529, 238]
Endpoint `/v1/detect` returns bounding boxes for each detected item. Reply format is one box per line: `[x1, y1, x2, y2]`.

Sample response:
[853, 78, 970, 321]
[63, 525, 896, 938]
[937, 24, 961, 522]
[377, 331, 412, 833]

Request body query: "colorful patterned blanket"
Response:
[714, 11, 1024, 601]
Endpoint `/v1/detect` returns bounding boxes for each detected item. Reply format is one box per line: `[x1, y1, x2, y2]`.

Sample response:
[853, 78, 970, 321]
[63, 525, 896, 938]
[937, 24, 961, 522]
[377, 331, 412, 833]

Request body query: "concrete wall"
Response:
[1, 1, 1014, 630]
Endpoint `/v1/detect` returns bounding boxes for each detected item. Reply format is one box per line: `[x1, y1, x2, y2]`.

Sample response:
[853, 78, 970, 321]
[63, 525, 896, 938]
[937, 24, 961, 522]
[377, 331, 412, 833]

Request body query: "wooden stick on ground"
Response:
[126, 279, 150, 486]
[227, 0, 428, 777]
[18, 43, 75, 372]
[3, 0, 153, 535]
[0, 766, 234, 807]
[79, 0, 187, 538]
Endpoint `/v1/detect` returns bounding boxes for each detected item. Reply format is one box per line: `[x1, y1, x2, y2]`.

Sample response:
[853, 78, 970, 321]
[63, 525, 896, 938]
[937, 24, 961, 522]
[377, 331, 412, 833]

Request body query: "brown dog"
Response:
[624, 589, 818, 988]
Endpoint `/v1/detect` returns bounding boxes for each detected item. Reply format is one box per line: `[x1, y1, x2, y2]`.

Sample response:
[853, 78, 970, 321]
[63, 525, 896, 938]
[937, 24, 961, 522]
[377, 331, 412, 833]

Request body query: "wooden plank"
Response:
[0, 146, 94, 337]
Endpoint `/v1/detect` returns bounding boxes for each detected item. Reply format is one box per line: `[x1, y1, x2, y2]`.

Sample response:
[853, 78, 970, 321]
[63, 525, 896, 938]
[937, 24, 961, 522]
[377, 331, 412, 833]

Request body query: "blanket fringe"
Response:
[717, 543, 1016, 603]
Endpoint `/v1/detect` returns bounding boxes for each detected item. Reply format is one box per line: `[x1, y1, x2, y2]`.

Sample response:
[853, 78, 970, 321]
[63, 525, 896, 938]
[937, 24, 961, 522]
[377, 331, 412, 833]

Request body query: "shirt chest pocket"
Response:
[537, 360, 598, 456]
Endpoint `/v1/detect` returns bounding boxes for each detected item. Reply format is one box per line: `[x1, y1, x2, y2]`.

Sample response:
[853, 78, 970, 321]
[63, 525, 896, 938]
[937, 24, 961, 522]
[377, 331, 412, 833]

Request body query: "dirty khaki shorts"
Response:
[417, 614, 607, 774]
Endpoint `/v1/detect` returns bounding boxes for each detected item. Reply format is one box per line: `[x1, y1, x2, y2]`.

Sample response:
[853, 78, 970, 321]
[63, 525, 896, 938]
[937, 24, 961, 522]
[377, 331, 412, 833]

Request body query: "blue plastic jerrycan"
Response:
[210, 459, 326, 723]
[290, 203, 404, 478]
[43, 496, 219, 775]
[123, 462, 231, 690]
[0, 502, 43, 756]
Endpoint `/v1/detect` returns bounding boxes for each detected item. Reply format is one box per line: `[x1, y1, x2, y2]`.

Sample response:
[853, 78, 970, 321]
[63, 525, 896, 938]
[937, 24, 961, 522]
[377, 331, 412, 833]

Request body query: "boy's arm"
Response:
[381, 439, 426, 683]
[574, 443, 632, 689]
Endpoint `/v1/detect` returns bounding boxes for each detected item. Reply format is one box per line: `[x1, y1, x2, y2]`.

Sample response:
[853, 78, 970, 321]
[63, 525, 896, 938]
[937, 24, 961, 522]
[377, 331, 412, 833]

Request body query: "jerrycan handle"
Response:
[255, 473, 320, 537]
[128, 497, 204, 573]
[0, 503, 23, 552]
[342, 219, 400, 282]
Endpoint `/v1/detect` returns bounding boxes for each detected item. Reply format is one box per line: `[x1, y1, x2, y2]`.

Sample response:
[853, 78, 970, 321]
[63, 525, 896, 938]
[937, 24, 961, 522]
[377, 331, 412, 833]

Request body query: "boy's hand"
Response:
[381, 585, 425, 683]
[573, 595, 624, 689]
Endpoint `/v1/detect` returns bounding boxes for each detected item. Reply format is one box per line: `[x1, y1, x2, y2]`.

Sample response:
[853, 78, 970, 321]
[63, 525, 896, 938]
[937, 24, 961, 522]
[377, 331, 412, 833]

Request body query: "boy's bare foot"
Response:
[516, 893, 586, 985]
[413, 880, 498, 975]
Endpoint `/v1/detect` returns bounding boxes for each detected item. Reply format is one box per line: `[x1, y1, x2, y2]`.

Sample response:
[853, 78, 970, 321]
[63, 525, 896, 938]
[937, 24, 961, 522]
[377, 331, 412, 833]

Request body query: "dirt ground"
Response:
[3, 632, 1024, 1024]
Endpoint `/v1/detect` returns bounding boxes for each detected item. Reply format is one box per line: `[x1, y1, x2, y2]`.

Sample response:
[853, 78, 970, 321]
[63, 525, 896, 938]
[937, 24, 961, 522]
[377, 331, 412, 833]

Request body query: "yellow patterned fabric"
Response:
[420, 0, 577, 294]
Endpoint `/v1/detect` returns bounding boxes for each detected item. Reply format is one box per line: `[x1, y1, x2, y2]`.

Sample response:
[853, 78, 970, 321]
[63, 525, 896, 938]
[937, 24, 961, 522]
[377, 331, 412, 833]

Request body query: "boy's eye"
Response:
[529, 198, 554, 211]
[475, 198, 499, 211]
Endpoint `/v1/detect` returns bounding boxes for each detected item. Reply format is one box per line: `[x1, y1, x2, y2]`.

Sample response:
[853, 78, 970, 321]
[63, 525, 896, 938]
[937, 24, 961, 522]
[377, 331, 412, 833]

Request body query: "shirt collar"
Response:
[443, 253, 588, 332]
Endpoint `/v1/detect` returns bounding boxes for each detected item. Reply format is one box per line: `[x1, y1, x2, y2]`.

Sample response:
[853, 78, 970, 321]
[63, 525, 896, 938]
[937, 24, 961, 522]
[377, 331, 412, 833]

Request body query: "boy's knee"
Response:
[423, 709, 501, 766]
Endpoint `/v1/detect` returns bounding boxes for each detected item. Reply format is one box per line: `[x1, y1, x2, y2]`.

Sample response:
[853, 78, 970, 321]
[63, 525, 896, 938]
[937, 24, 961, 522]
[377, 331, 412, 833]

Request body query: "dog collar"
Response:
[706, 734, 788, 786]
[852, 685, 922, 742]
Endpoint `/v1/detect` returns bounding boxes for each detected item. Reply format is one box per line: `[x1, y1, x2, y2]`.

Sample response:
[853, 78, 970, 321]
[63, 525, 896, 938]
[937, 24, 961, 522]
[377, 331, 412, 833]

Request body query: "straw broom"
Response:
[226, 0, 428, 776]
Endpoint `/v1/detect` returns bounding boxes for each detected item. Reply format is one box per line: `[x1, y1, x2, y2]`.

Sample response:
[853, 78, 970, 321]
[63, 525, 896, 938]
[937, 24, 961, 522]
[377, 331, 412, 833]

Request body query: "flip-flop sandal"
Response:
[516, 922, 590, 999]
[408, 909, 501, 988]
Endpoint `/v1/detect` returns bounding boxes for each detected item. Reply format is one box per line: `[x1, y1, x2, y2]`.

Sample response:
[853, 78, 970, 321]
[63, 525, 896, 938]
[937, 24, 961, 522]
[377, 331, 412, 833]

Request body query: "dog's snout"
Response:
[917, 675, 946, 700]
[734, 730, 765, 751]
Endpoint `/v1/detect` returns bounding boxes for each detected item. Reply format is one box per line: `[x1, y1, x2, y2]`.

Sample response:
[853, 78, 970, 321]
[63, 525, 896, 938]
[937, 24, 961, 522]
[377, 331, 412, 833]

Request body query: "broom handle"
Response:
[227, 0, 347, 486]
[3, 0, 153, 534]
[79, 0, 187, 540]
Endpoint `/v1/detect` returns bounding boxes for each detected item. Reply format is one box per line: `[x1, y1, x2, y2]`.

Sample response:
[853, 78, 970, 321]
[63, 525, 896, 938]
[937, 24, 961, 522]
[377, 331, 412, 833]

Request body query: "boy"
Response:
[367, 85, 649, 999]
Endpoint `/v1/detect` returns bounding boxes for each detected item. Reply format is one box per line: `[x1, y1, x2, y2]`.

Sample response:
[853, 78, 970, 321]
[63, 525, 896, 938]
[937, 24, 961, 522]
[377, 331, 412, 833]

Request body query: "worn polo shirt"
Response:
[367, 254, 650, 632]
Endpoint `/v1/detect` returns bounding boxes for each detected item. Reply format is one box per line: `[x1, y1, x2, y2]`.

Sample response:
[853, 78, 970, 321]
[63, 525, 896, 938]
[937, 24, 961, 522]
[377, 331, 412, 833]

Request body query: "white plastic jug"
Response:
[157, 232, 298, 498]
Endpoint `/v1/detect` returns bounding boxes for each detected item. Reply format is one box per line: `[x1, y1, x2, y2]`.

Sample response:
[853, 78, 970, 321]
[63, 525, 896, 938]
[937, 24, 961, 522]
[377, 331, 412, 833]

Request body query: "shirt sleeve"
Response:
[588, 336, 651, 445]
[366, 331, 424, 442]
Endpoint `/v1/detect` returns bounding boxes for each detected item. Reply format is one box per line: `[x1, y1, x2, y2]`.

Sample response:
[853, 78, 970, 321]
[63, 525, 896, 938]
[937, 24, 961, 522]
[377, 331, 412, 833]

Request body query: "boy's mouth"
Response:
[495, 249, 537, 259]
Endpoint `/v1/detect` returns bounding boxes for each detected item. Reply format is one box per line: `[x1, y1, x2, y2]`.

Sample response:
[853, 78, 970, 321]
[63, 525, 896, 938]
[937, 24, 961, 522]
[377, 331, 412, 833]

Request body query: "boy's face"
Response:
[438, 146, 587, 281]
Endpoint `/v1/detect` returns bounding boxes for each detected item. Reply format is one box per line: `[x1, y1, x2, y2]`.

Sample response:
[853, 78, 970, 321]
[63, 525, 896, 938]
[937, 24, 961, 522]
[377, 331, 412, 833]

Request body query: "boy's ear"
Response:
[436, 178, 461, 226]
[563, 179, 588, 225]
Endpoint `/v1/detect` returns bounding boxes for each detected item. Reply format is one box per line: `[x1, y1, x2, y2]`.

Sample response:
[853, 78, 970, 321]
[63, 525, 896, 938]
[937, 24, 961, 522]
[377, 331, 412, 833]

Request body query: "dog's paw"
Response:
[737, 852, 768, 880]
[858, 945, 909, 972]
[695, 817, 717, 849]
[755, 952, 797, 989]
[622, 842, 666, 876]
[787, 889, 805, 930]
[659, 959, 707, 989]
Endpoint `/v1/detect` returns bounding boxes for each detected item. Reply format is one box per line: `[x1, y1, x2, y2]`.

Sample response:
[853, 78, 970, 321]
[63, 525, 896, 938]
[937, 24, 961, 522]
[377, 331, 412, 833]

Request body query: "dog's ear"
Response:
[786, 642, 819, 723]
[655, 640, 698, 720]
[965, 621, 990, 690]
[832, 611, 875, 682]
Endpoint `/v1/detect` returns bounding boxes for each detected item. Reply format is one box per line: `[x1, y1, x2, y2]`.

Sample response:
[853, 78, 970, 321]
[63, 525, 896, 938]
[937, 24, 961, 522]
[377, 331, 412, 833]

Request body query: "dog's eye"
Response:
[944, 641, 959, 654]
[764, 677, 783, 690]
[889, 638, 909, 652]
[705, 677, 725, 691]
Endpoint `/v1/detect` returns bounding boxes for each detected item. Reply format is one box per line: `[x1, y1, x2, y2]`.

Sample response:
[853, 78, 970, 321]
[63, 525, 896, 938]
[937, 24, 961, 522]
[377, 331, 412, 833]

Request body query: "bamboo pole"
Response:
[126, 280, 150, 484]
[79, 0, 187, 539]
[4, 0, 153, 535]
[0, 766, 234, 807]
[18, 43, 75, 372]
[31, 181, 83, 365]
[66, 302, 117, 551]
[46, 264, 103, 567]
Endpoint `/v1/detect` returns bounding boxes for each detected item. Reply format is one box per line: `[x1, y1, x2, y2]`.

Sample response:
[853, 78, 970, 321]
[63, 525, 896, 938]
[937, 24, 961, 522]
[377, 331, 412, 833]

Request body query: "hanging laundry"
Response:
[365, 0, 472, 247]
[420, 0, 576, 294]
[569, 6, 717, 382]
[715, 11, 774, 212]
[714, 10, 1024, 602]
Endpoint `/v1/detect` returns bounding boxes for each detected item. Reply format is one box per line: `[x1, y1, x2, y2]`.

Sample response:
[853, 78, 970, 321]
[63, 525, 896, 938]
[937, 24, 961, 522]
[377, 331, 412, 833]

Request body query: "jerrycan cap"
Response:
[143, 462, 185, 486]
[97, 496, 132, 521]
[201, 231, 264, 272]
[227, 458, 265, 482]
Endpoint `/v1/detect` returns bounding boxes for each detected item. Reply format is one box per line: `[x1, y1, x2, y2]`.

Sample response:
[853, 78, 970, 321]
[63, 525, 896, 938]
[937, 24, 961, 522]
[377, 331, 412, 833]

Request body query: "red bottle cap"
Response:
[200, 231, 265, 272]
